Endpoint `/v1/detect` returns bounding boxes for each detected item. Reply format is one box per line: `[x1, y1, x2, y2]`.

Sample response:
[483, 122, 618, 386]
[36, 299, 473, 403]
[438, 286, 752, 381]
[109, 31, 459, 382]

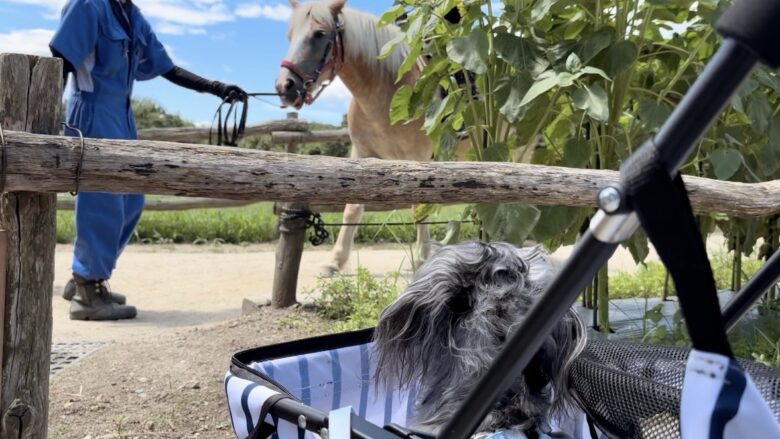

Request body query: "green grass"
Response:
[609, 255, 764, 299]
[56, 198, 479, 245]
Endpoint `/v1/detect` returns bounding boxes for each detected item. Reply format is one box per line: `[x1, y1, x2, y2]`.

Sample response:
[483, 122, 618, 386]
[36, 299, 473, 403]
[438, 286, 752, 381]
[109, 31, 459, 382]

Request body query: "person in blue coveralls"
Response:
[50, 0, 247, 321]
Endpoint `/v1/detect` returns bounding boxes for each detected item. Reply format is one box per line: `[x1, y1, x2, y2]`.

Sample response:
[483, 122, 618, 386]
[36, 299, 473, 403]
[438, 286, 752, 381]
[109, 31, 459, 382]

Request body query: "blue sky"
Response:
[0, 0, 390, 126]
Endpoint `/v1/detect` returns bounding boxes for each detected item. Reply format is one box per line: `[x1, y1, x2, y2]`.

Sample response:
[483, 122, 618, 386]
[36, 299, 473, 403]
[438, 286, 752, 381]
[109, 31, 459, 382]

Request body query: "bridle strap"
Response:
[280, 18, 344, 105]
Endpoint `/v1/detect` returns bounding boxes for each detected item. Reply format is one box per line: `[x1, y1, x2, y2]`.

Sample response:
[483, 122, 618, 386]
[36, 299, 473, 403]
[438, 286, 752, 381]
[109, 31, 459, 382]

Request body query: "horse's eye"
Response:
[313, 30, 326, 39]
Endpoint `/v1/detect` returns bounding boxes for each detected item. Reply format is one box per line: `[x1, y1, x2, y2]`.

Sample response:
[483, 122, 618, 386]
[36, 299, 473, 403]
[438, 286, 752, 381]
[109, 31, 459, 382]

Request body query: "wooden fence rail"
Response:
[137, 118, 311, 143]
[56, 197, 410, 213]
[3, 130, 779, 217]
[271, 128, 350, 144]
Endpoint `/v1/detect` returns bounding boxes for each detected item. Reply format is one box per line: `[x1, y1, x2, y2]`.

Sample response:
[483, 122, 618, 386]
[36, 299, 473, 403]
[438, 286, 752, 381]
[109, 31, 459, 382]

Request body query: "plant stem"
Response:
[598, 263, 610, 334]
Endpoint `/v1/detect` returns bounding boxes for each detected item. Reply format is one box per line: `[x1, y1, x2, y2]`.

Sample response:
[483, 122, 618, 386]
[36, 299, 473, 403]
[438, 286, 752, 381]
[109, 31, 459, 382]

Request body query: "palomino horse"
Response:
[275, 0, 437, 275]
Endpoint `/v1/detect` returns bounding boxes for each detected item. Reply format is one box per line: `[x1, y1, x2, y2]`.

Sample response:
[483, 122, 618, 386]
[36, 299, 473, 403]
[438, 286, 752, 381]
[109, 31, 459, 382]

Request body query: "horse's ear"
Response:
[288, 0, 298, 8]
[329, 0, 346, 14]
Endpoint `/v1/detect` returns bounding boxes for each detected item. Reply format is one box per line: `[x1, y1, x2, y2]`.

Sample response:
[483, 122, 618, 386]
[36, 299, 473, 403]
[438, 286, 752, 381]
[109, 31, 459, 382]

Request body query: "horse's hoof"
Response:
[320, 264, 341, 277]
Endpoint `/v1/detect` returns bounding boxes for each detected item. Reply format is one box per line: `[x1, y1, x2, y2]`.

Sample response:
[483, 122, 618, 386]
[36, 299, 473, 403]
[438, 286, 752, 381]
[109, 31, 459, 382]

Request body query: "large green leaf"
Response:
[564, 20, 587, 39]
[607, 41, 637, 77]
[582, 28, 614, 61]
[436, 131, 459, 162]
[389, 85, 413, 125]
[573, 84, 610, 122]
[579, 66, 611, 81]
[377, 4, 406, 28]
[497, 76, 532, 123]
[769, 114, 780, 146]
[531, 0, 559, 23]
[760, 143, 780, 177]
[746, 95, 771, 135]
[396, 41, 422, 82]
[623, 228, 650, 264]
[483, 143, 510, 162]
[495, 34, 538, 72]
[475, 203, 541, 244]
[447, 29, 489, 74]
[756, 69, 780, 93]
[519, 71, 559, 107]
[378, 33, 406, 60]
[532, 206, 578, 242]
[423, 95, 454, 134]
[710, 148, 743, 180]
[562, 138, 591, 168]
[638, 99, 671, 130]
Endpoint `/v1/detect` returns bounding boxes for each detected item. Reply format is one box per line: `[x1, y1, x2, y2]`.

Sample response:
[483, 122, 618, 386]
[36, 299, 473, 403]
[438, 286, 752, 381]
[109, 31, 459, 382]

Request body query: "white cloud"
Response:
[235, 3, 291, 21]
[0, 28, 55, 56]
[9, 0, 293, 28]
[320, 77, 352, 105]
[135, 0, 234, 27]
[163, 43, 189, 67]
[155, 22, 208, 36]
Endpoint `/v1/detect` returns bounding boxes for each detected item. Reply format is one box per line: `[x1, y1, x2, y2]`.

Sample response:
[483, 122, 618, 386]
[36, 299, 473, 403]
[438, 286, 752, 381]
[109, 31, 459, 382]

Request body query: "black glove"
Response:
[211, 81, 248, 103]
[163, 67, 247, 103]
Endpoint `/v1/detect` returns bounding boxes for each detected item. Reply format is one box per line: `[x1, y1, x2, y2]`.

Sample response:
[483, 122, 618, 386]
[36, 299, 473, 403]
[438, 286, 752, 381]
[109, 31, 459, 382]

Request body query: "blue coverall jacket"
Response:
[51, 0, 174, 280]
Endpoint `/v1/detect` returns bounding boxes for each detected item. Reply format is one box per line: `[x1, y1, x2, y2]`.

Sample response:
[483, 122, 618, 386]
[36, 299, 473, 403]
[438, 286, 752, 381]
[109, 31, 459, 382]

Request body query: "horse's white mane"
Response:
[299, 3, 409, 79]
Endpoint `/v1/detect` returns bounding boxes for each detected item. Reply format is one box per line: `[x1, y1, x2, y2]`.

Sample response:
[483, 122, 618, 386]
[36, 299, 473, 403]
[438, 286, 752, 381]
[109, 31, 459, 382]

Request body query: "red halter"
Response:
[281, 20, 345, 106]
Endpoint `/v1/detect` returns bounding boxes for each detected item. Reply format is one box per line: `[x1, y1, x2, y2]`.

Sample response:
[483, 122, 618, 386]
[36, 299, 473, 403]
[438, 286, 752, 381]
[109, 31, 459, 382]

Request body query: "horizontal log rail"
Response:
[4, 130, 779, 217]
[271, 129, 351, 144]
[56, 197, 411, 213]
[137, 118, 311, 143]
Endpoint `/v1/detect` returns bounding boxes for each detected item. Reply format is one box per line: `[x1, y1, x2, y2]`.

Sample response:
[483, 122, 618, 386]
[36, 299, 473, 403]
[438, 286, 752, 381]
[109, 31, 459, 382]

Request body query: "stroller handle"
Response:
[717, 0, 780, 70]
[440, 0, 780, 435]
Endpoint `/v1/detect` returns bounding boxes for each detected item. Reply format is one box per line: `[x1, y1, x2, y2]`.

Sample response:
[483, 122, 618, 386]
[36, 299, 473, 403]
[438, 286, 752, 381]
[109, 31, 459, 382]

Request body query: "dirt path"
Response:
[53, 238, 732, 343]
[49, 307, 333, 439]
[52, 243, 418, 343]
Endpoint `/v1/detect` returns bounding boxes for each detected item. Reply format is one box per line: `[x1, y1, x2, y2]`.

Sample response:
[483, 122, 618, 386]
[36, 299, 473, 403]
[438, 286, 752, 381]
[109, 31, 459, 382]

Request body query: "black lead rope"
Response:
[209, 92, 282, 147]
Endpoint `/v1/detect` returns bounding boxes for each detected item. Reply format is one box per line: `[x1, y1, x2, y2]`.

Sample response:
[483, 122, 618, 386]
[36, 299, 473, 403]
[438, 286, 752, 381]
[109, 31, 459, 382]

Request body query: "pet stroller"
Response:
[226, 0, 780, 437]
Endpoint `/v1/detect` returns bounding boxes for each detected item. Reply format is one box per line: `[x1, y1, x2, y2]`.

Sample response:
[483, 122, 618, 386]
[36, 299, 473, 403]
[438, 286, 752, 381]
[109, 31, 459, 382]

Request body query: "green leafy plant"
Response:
[309, 266, 401, 331]
[383, 0, 779, 330]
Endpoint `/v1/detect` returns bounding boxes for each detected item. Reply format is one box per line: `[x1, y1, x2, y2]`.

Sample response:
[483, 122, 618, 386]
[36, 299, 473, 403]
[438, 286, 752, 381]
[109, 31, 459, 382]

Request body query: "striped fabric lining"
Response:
[225, 342, 592, 439]
[225, 342, 413, 439]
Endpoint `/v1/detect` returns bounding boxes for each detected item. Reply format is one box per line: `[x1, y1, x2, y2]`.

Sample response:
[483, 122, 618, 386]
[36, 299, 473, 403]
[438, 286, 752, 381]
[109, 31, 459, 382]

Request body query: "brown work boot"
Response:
[68, 278, 137, 321]
[63, 275, 127, 304]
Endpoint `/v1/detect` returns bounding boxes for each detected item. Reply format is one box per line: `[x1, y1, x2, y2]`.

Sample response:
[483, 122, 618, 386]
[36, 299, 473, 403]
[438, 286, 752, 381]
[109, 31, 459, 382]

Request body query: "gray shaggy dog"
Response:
[373, 241, 586, 435]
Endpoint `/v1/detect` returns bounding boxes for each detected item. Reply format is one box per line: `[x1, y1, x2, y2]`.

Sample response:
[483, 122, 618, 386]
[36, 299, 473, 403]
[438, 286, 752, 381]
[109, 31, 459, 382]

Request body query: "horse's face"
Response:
[275, 0, 346, 109]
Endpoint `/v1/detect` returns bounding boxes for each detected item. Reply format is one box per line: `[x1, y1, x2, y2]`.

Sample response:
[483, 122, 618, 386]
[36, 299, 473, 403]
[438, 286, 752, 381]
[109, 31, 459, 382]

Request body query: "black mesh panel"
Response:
[569, 340, 780, 438]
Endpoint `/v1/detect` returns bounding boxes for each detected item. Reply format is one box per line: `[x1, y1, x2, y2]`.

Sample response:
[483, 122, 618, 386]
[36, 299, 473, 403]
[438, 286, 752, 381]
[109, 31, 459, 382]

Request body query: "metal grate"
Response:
[50, 342, 108, 376]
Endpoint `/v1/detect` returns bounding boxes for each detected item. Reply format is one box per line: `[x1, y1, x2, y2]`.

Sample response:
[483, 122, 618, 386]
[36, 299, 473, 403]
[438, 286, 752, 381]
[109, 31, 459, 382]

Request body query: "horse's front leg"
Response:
[322, 203, 365, 276]
[413, 207, 432, 269]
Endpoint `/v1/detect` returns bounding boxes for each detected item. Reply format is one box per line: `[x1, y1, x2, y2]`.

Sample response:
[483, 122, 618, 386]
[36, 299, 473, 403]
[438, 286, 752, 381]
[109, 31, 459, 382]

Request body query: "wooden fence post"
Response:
[0, 53, 61, 438]
[272, 112, 309, 308]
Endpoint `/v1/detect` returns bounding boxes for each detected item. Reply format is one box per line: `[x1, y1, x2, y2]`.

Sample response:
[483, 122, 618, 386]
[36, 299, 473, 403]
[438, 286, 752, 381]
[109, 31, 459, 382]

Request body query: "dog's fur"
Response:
[373, 241, 586, 434]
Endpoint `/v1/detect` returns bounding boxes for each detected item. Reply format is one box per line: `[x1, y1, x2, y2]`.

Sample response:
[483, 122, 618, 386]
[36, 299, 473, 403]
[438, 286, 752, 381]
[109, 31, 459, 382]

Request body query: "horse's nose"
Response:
[284, 78, 295, 92]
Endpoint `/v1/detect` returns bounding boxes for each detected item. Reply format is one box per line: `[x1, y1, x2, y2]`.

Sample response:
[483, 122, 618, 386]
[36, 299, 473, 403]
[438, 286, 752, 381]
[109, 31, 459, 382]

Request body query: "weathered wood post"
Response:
[0, 53, 61, 438]
[272, 112, 309, 308]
